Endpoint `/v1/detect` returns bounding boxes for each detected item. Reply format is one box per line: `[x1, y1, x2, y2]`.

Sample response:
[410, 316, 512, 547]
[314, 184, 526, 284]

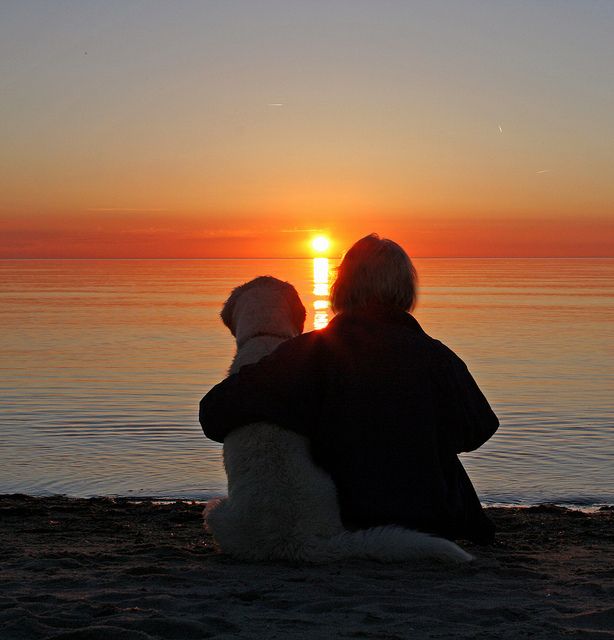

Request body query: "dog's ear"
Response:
[283, 283, 307, 335]
[220, 284, 243, 336]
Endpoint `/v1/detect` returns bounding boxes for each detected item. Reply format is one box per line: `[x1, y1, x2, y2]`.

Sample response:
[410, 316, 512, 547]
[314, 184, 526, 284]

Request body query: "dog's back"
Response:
[208, 415, 343, 560]
[204, 279, 342, 560]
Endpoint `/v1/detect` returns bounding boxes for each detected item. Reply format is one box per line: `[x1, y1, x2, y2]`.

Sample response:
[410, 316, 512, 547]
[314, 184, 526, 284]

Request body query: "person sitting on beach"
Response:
[200, 234, 499, 544]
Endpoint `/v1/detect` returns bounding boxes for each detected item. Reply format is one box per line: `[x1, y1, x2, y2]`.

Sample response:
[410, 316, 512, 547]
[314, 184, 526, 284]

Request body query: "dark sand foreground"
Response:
[1, 495, 613, 639]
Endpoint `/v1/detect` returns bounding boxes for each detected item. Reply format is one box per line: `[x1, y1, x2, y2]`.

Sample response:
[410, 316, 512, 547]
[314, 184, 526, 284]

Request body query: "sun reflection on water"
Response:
[313, 257, 330, 330]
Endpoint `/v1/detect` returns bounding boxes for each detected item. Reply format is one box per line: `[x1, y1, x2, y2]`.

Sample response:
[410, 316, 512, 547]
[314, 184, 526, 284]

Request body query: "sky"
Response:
[1, 0, 613, 258]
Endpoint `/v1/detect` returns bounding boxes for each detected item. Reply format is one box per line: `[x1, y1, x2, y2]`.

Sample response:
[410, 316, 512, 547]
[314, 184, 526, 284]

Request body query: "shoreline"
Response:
[2, 494, 613, 639]
[7, 492, 614, 511]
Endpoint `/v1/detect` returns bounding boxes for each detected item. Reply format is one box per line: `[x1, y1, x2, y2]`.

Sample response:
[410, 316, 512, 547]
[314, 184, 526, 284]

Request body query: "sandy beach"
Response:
[1, 495, 613, 639]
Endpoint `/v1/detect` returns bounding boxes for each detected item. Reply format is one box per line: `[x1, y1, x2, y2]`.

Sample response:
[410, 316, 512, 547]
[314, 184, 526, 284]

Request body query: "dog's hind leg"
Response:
[204, 497, 264, 558]
[203, 497, 228, 536]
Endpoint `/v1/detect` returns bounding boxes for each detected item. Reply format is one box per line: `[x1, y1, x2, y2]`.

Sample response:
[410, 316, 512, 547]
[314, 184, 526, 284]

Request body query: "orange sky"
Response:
[3, 211, 612, 259]
[1, 2, 613, 258]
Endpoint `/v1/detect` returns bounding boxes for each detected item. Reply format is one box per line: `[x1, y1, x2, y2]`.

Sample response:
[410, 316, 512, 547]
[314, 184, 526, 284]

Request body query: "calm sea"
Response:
[1, 258, 613, 506]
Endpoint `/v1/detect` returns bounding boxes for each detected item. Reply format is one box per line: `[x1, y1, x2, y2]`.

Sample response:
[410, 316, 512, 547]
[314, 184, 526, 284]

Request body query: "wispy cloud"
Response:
[86, 207, 169, 212]
[116, 227, 259, 239]
[191, 228, 259, 239]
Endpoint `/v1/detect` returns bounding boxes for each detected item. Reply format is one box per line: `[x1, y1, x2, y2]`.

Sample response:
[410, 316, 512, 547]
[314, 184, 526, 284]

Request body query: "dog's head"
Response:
[221, 276, 306, 343]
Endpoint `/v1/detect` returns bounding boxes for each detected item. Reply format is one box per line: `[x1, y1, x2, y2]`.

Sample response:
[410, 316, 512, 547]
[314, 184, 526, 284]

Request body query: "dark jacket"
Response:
[200, 307, 499, 544]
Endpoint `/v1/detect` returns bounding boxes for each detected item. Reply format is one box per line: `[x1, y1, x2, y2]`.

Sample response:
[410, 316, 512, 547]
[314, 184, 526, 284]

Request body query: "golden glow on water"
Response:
[313, 257, 329, 284]
[312, 257, 330, 330]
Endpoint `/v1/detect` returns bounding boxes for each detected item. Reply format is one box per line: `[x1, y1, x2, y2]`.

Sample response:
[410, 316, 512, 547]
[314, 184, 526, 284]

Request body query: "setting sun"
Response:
[311, 235, 331, 254]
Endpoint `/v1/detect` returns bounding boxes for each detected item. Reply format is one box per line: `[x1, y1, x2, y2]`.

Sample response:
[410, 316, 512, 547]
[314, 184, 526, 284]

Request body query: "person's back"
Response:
[305, 306, 497, 543]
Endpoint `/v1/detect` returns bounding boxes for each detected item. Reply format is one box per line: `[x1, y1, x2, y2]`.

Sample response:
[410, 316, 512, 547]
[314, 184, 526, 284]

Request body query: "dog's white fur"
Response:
[204, 276, 472, 563]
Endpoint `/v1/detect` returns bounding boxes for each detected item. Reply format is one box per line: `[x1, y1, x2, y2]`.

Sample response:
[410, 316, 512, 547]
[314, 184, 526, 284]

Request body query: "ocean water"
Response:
[1, 258, 612, 506]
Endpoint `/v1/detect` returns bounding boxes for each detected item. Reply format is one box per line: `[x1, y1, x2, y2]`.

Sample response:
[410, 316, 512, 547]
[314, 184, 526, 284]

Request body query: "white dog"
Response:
[204, 276, 472, 563]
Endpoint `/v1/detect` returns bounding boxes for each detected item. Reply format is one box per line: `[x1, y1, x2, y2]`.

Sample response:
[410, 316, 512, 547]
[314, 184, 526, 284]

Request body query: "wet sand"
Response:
[1, 495, 613, 639]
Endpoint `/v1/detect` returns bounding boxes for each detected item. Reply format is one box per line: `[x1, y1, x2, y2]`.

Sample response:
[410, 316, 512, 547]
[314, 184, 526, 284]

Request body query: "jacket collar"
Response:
[327, 306, 425, 334]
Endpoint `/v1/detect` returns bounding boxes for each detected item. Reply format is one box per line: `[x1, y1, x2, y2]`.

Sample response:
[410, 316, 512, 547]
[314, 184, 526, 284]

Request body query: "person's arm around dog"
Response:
[200, 333, 320, 443]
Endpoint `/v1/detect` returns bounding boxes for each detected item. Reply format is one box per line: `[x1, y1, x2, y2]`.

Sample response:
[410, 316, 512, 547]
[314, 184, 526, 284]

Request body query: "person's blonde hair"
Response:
[330, 234, 417, 314]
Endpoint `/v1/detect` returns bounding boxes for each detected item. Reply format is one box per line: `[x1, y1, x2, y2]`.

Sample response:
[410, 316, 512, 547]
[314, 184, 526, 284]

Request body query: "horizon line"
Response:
[1, 256, 613, 261]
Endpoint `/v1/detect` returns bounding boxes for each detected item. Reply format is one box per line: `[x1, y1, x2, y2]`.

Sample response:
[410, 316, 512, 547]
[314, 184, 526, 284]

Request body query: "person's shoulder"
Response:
[268, 328, 324, 358]
[288, 328, 325, 346]
[423, 335, 467, 368]
[428, 336, 453, 354]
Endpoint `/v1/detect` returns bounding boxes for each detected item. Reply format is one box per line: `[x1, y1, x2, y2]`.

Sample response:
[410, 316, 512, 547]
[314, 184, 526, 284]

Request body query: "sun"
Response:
[311, 235, 331, 254]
